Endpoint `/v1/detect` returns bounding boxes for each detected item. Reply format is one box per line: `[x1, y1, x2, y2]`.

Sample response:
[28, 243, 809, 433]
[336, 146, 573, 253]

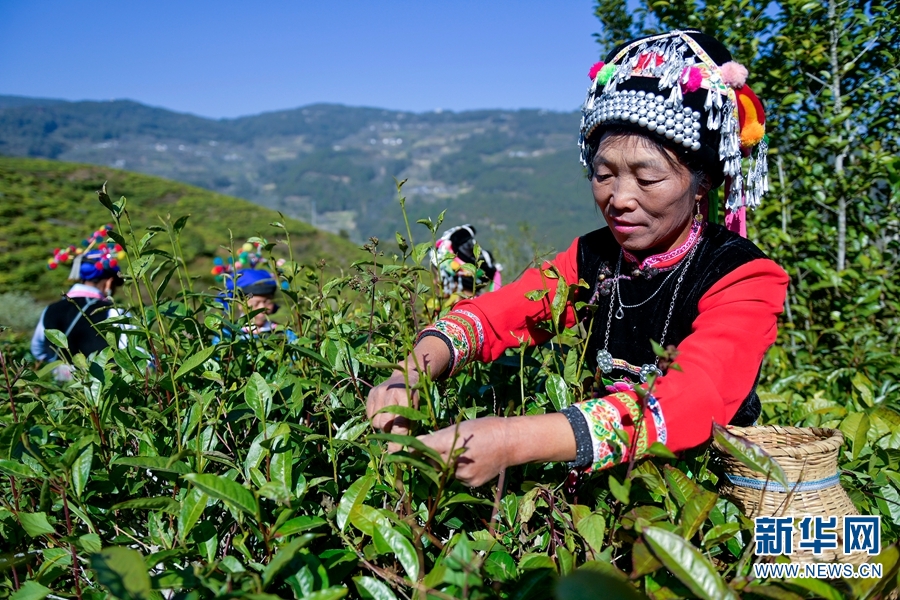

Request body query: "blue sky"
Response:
[0, 1, 601, 119]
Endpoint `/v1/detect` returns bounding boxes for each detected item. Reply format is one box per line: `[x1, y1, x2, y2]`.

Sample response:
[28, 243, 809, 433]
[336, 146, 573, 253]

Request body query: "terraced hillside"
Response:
[0, 96, 604, 252]
[0, 156, 363, 301]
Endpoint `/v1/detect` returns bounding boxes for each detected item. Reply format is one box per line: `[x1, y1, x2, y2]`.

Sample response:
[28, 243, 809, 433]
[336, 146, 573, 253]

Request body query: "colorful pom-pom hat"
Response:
[579, 30, 768, 236]
[211, 241, 266, 282]
[47, 224, 125, 281]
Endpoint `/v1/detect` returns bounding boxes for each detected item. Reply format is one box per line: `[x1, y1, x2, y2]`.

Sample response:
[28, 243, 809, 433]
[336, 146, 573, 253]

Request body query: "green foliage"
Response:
[1, 180, 898, 599]
[590, 0, 900, 595]
[0, 3, 898, 596]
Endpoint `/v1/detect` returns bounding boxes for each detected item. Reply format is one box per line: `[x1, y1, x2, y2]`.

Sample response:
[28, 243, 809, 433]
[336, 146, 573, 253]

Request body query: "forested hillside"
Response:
[0, 156, 362, 301]
[0, 97, 599, 251]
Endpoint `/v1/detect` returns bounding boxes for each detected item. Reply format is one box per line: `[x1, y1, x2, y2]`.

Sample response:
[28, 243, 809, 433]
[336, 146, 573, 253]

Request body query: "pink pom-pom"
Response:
[605, 381, 633, 393]
[588, 61, 605, 80]
[720, 61, 748, 88]
[680, 66, 703, 93]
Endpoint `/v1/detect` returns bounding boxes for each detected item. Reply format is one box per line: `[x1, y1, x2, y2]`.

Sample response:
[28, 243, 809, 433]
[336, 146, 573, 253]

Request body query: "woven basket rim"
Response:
[715, 425, 844, 459]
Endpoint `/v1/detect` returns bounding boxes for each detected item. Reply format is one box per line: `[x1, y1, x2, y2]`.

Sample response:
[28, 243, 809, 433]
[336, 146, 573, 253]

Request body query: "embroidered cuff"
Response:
[415, 330, 456, 379]
[573, 397, 627, 472]
[561, 405, 593, 469]
[415, 310, 485, 376]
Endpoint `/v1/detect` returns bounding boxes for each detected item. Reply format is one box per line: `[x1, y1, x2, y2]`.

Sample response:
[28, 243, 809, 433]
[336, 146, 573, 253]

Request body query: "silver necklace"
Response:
[613, 255, 680, 319]
[596, 241, 700, 383]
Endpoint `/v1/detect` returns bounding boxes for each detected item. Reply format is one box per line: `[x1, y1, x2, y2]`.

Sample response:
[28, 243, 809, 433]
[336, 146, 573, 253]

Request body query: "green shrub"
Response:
[0, 183, 898, 599]
[0, 292, 46, 333]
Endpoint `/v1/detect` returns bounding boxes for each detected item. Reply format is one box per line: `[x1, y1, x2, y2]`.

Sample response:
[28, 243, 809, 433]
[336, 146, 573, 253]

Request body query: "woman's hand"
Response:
[416, 413, 578, 487]
[417, 417, 513, 487]
[366, 370, 420, 436]
[366, 336, 451, 437]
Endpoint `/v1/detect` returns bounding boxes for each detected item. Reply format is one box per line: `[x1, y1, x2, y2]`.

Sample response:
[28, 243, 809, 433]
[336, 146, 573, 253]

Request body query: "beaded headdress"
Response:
[431, 225, 502, 298]
[48, 224, 125, 281]
[579, 30, 768, 236]
[211, 241, 266, 283]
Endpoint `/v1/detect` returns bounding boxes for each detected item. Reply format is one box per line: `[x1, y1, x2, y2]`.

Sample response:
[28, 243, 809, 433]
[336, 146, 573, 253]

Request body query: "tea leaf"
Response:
[702, 523, 741, 548]
[663, 465, 700, 508]
[643, 526, 738, 600]
[840, 412, 870, 460]
[575, 513, 606, 556]
[44, 328, 68, 350]
[178, 488, 208, 541]
[712, 424, 789, 490]
[71, 443, 93, 499]
[174, 345, 217, 380]
[337, 474, 374, 532]
[301, 588, 349, 600]
[183, 473, 259, 519]
[262, 534, 318, 588]
[18, 512, 55, 537]
[91, 547, 153, 600]
[375, 523, 419, 580]
[353, 576, 398, 600]
[9, 580, 52, 600]
[609, 475, 631, 505]
[112, 497, 180, 515]
[545, 373, 571, 411]
[679, 490, 718, 540]
[245, 372, 273, 422]
[276, 515, 328, 538]
[373, 404, 427, 422]
[0, 459, 40, 479]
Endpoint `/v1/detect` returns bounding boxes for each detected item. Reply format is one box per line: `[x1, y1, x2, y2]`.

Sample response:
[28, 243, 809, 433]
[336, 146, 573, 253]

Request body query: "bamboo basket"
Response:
[712, 425, 868, 566]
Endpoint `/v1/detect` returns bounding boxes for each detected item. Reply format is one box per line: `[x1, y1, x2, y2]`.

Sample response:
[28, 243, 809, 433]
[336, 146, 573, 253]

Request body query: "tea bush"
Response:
[1, 184, 899, 600]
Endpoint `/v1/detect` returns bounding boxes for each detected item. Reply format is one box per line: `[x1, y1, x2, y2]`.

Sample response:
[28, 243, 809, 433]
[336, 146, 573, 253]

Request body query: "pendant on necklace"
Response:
[639, 364, 663, 383]
[615, 306, 625, 320]
[596, 350, 614, 373]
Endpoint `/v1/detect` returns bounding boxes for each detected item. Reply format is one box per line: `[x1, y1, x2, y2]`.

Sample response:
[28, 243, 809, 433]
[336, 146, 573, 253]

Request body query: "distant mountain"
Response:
[0, 156, 362, 301]
[0, 96, 604, 255]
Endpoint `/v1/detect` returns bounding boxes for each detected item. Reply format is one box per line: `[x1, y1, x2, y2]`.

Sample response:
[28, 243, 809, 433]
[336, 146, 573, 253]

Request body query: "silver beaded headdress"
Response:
[579, 30, 769, 236]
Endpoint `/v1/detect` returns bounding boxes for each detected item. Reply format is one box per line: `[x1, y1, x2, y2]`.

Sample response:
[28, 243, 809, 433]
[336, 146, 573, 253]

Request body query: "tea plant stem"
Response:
[488, 468, 507, 537]
[61, 488, 83, 600]
[367, 242, 378, 353]
[397, 182, 414, 252]
[8, 477, 21, 513]
[519, 342, 526, 416]
[576, 312, 598, 388]
[324, 409, 338, 484]
[0, 348, 20, 422]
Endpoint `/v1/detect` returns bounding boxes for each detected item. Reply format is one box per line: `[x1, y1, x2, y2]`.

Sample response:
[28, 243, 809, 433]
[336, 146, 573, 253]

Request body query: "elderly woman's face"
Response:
[245, 294, 276, 329]
[592, 133, 701, 256]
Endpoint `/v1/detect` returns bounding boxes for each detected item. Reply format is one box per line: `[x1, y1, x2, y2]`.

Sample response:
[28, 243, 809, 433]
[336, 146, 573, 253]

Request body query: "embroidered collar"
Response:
[622, 219, 704, 273]
[65, 283, 108, 300]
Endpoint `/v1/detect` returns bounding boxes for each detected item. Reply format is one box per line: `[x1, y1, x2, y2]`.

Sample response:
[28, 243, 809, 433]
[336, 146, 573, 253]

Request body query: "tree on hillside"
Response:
[592, 0, 900, 406]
